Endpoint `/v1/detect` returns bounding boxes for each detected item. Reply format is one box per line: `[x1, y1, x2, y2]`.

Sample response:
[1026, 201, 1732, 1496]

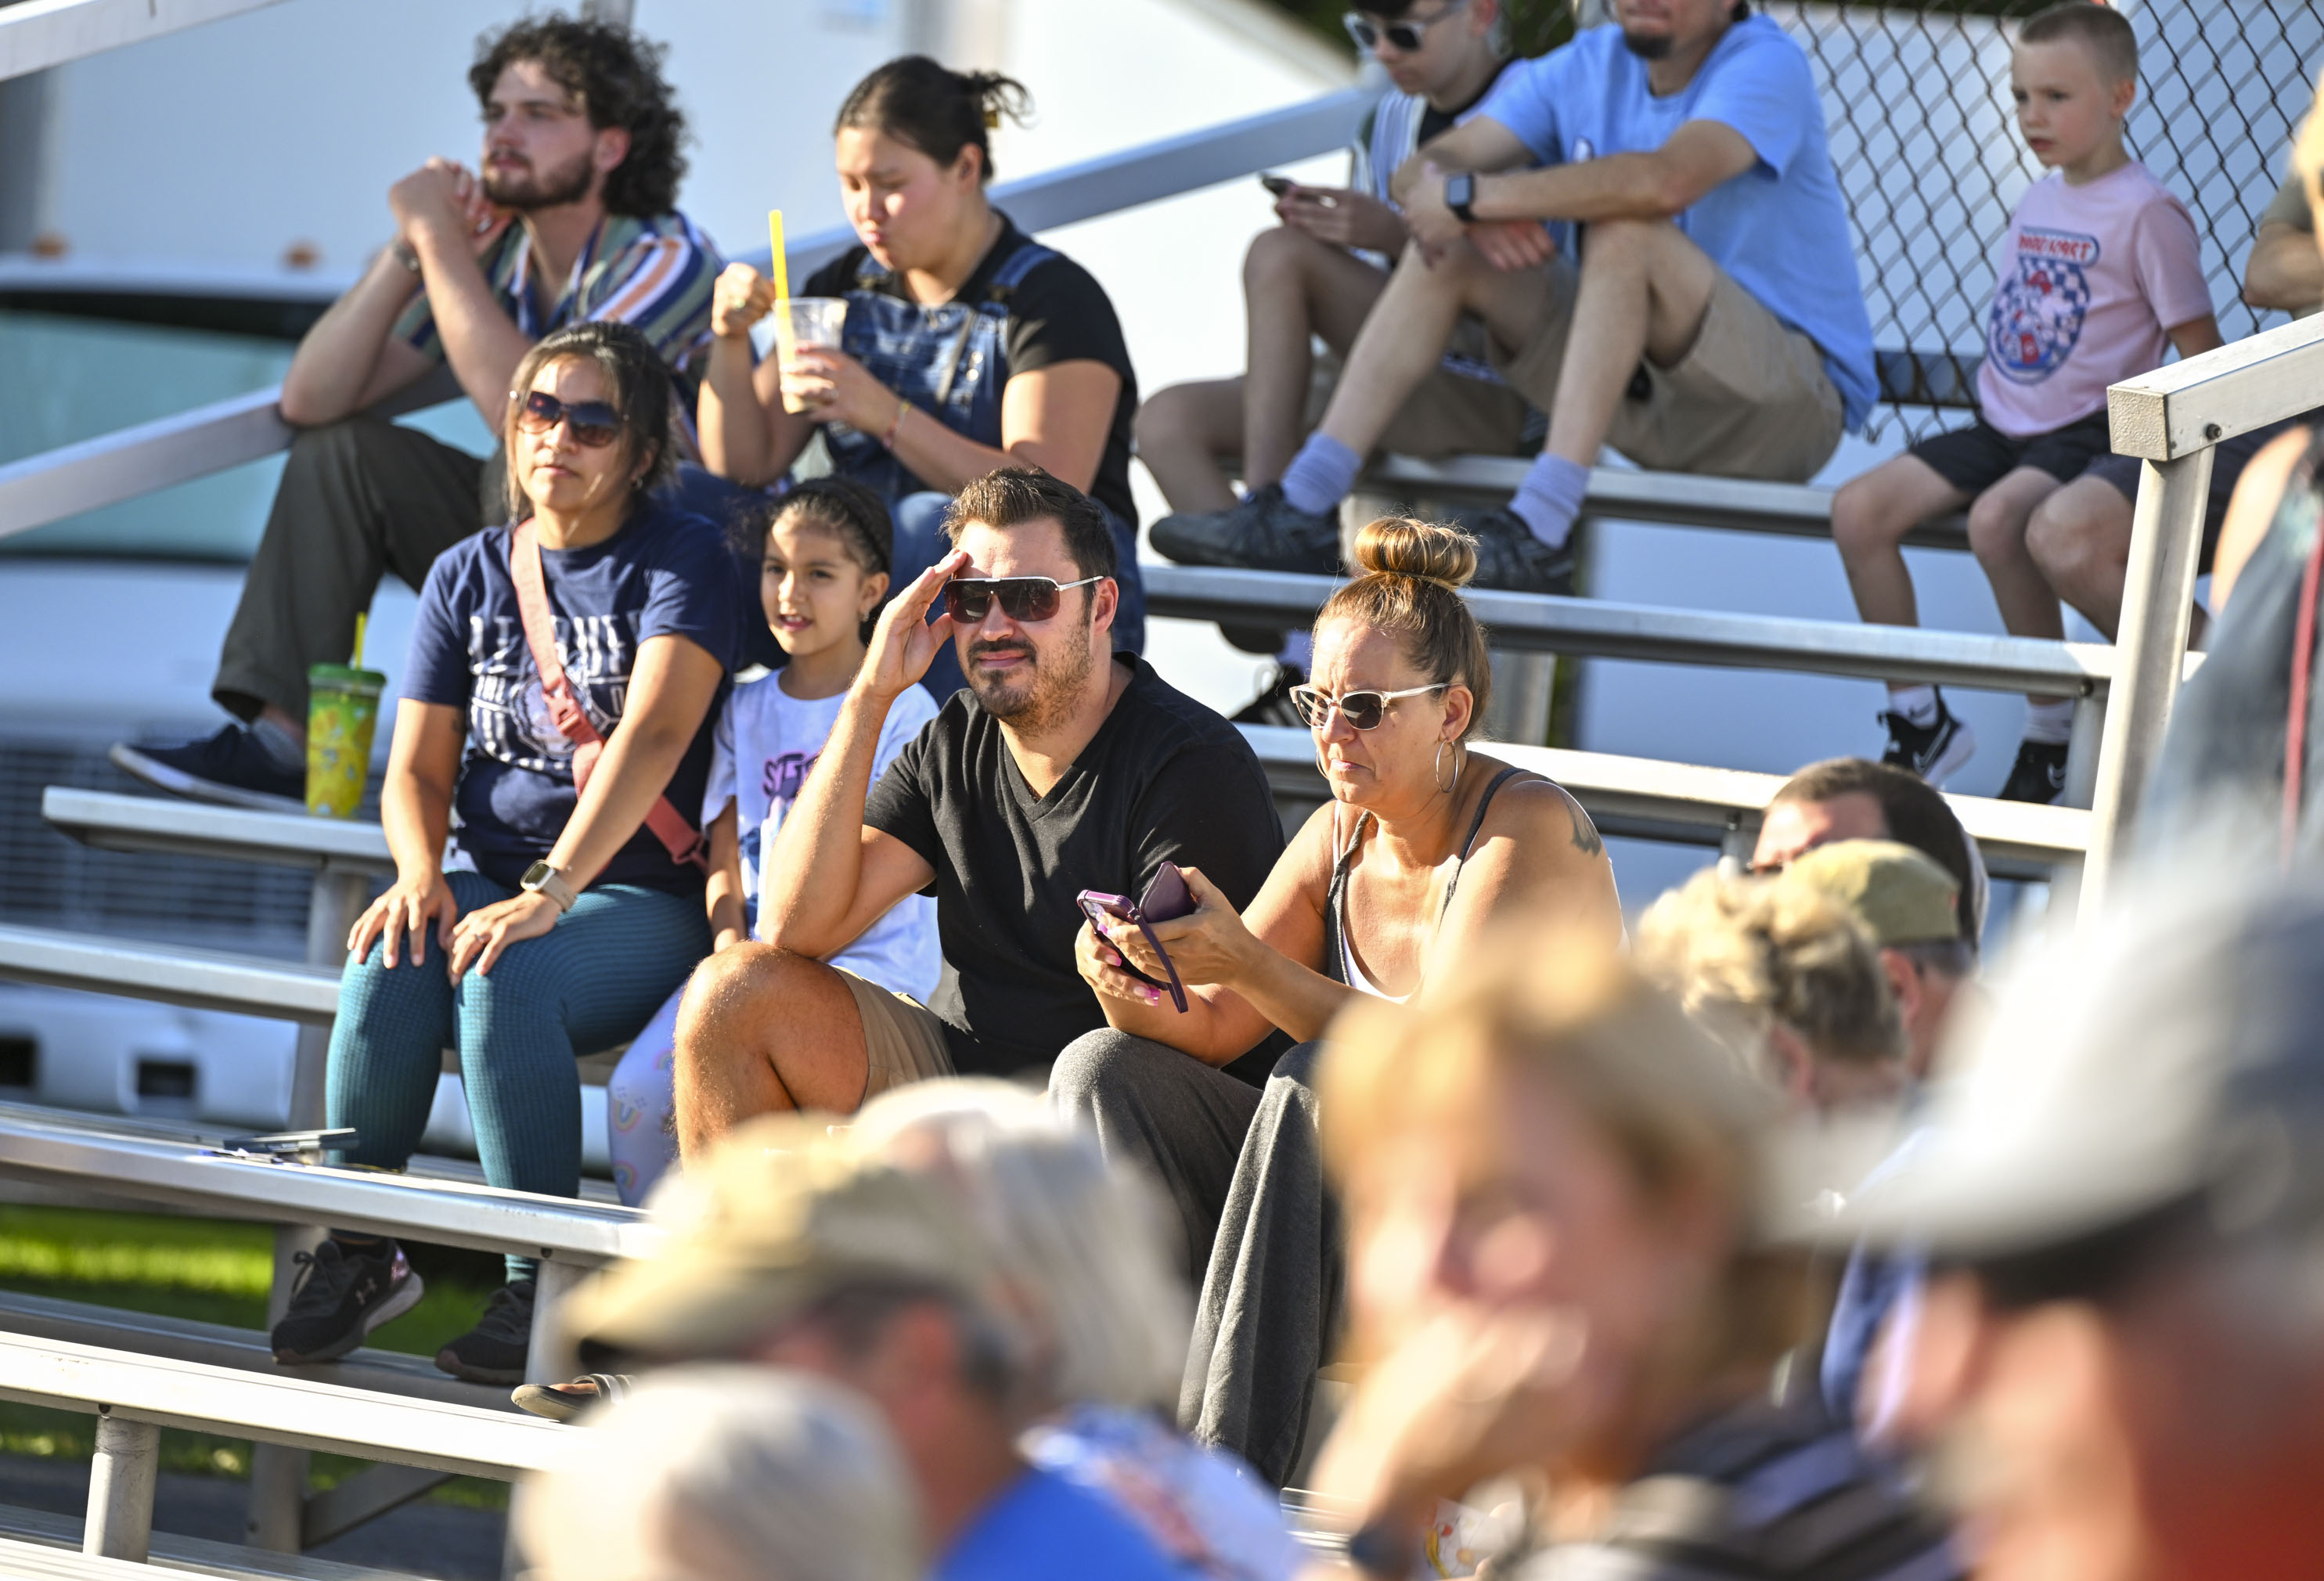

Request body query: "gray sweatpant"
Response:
[1050, 1030, 1342, 1487]
[214, 416, 498, 722]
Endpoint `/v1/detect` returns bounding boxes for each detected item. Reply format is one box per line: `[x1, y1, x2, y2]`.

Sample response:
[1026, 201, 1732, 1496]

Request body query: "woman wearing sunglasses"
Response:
[272, 320, 737, 1386]
[697, 56, 1144, 702]
[1054, 517, 1620, 1485]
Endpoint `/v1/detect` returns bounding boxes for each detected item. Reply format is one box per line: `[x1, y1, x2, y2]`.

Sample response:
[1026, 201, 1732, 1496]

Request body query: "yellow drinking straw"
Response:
[768, 209, 800, 411]
[351, 612, 367, 670]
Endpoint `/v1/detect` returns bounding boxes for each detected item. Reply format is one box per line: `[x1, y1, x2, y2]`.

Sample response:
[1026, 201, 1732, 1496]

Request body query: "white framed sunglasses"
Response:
[1288, 682, 1448, 730]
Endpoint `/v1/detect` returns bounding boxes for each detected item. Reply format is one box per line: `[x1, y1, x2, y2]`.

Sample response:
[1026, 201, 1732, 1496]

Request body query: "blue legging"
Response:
[326, 870, 710, 1281]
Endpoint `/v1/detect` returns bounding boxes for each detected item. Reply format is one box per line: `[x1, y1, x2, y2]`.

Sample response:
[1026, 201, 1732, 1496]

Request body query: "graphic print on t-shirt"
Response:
[465, 610, 639, 774]
[1988, 226, 2099, 385]
[737, 747, 821, 925]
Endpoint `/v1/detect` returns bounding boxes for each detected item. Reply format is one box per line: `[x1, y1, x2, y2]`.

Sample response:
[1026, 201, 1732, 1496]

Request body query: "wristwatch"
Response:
[520, 861, 578, 913]
[1444, 171, 1478, 225]
[390, 239, 422, 276]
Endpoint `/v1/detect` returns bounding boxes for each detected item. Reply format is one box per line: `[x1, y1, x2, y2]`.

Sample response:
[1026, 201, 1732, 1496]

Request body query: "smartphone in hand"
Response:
[1259, 172, 1296, 197]
[1077, 862, 1194, 1013]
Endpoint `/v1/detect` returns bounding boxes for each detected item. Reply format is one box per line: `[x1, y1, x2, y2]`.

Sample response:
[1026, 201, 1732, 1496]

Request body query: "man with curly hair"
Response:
[114, 13, 722, 812]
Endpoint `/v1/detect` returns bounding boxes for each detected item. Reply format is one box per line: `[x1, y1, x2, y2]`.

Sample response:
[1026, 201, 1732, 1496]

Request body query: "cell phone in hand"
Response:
[1077, 861, 1194, 1013]
[1259, 172, 1296, 197]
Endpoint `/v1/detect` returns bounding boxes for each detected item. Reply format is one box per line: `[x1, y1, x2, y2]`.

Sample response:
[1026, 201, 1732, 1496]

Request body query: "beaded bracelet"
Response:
[881, 398, 910, 450]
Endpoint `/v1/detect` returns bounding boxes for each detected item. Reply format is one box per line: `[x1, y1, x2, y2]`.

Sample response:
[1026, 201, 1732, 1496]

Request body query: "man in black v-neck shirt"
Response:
[672, 469, 1281, 1152]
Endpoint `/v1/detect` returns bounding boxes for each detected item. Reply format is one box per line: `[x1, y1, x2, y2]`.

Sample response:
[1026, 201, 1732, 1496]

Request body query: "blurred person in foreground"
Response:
[1302, 934, 1958, 1580]
[562, 1115, 1184, 1581]
[1851, 877, 2324, 1581]
[541, 1079, 1302, 1579]
[1752, 757, 1987, 950]
[520, 1366, 921, 1581]
[1632, 865, 1910, 1113]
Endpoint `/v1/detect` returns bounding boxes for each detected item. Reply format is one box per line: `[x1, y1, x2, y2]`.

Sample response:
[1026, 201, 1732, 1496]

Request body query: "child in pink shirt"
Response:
[1832, 1, 2219, 803]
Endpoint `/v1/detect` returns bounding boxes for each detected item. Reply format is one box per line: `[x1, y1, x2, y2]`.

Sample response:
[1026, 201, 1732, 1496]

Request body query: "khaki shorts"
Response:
[1490, 258, 1845, 484]
[1306, 316, 1537, 461]
[837, 968, 955, 1104]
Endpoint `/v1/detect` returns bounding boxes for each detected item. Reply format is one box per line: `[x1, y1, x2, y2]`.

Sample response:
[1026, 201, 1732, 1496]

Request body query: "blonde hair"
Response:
[849, 1079, 1192, 1411]
[1321, 928, 1811, 1380]
[1317, 518, 1493, 740]
[519, 1365, 919, 1581]
[1632, 869, 1905, 1080]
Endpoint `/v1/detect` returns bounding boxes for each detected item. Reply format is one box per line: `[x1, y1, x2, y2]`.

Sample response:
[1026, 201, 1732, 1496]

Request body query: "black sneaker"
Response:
[1999, 738, 2070, 805]
[111, 725, 304, 813]
[435, 1278, 535, 1385]
[1149, 484, 1342, 574]
[1232, 663, 1306, 727]
[1464, 506, 1576, 596]
[1879, 698, 1977, 786]
[270, 1238, 423, 1364]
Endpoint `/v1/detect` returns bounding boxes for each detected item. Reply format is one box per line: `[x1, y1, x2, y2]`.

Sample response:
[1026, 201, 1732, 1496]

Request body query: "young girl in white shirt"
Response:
[606, 479, 940, 1203]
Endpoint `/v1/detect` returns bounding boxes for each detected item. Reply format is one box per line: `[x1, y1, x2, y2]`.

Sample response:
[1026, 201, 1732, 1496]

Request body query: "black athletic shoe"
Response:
[1464, 506, 1576, 596]
[1879, 698, 1977, 786]
[270, 1239, 423, 1365]
[1232, 663, 1307, 727]
[111, 725, 305, 813]
[435, 1278, 536, 1385]
[1148, 484, 1342, 574]
[1999, 737, 2070, 805]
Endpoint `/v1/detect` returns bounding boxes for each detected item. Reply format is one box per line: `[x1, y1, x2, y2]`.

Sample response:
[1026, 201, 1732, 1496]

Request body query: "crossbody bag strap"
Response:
[506, 520, 708, 872]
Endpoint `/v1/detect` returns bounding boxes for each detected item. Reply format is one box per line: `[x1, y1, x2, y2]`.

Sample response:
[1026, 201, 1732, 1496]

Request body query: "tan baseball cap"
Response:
[1779, 838, 1960, 949]
[563, 1114, 999, 1366]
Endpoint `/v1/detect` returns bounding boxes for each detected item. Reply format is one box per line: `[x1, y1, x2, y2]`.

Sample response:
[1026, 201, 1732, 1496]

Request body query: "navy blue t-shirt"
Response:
[402, 498, 739, 895]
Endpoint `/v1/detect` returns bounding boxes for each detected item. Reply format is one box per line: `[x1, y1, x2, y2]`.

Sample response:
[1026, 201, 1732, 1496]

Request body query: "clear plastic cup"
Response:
[776, 297, 848, 414]
[305, 662, 386, 819]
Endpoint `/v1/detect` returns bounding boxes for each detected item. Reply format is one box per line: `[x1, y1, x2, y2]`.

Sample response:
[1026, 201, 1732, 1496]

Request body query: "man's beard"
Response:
[1620, 27, 1674, 59]
[965, 621, 1094, 733]
[482, 146, 595, 211]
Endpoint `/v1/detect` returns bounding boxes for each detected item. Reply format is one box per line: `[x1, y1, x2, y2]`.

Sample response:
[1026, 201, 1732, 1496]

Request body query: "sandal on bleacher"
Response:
[511, 1372, 634, 1422]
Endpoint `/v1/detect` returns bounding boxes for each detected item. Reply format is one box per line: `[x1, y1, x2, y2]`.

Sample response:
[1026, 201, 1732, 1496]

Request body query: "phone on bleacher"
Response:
[1076, 862, 1196, 1013]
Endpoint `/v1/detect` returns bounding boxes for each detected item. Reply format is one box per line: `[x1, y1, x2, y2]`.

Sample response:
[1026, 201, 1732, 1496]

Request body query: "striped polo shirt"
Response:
[1499, 1399, 1962, 1581]
[393, 210, 720, 381]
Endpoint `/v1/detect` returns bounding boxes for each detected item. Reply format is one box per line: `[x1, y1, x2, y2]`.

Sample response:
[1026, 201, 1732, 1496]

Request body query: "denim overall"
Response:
[826, 227, 1145, 702]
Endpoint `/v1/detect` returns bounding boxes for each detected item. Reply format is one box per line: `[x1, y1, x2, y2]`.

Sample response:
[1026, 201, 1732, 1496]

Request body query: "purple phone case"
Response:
[1076, 865, 1193, 1012]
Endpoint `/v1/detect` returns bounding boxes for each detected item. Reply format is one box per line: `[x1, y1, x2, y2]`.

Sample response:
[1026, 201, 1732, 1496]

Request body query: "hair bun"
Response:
[1350, 517, 1477, 590]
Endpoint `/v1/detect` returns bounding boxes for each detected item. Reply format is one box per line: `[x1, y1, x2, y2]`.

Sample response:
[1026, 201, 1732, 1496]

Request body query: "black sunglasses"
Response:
[1343, 0, 1465, 53]
[513, 389, 621, 448]
[942, 575, 1104, 625]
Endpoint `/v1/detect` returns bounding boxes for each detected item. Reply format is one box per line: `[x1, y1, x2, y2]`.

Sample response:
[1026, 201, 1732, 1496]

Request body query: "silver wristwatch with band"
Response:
[521, 861, 578, 913]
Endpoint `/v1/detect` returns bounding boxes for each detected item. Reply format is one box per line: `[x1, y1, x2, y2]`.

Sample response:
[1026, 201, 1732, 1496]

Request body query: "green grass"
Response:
[0, 1205, 511, 1510]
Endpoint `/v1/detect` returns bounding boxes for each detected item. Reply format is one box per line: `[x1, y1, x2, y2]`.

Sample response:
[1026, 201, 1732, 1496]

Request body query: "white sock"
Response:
[2023, 698, 2074, 745]
[1887, 685, 1940, 728]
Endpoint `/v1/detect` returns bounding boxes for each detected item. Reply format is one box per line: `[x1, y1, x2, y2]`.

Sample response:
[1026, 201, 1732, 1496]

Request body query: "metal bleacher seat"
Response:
[0, 1331, 564, 1564]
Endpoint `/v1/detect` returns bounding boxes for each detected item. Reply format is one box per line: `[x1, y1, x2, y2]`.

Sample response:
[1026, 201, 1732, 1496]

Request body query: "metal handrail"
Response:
[0, 0, 291, 81]
[0, 88, 1367, 542]
[2080, 310, 2324, 912]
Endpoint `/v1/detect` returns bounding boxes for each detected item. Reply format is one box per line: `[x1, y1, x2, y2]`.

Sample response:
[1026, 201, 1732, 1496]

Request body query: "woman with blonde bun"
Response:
[1052, 517, 1622, 1486]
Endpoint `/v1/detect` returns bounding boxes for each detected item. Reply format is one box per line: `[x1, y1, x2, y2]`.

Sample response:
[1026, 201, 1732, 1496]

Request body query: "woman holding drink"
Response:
[268, 320, 737, 1385]
[697, 55, 1145, 698]
[1051, 518, 1621, 1485]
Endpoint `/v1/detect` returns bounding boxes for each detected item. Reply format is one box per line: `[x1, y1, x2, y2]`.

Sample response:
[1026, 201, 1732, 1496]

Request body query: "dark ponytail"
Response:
[834, 56, 1032, 185]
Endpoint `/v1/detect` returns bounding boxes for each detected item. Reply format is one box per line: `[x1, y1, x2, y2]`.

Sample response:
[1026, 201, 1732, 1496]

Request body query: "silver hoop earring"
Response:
[1435, 739, 1461, 796]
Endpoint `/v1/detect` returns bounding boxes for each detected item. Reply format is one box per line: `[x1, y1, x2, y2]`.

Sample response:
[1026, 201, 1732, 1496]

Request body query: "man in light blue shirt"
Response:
[1152, 0, 1876, 599]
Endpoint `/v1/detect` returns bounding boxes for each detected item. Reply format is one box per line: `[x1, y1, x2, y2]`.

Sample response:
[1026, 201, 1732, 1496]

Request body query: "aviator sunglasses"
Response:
[1289, 682, 1448, 731]
[1343, 0, 1466, 53]
[942, 574, 1104, 625]
[513, 389, 622, 448]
